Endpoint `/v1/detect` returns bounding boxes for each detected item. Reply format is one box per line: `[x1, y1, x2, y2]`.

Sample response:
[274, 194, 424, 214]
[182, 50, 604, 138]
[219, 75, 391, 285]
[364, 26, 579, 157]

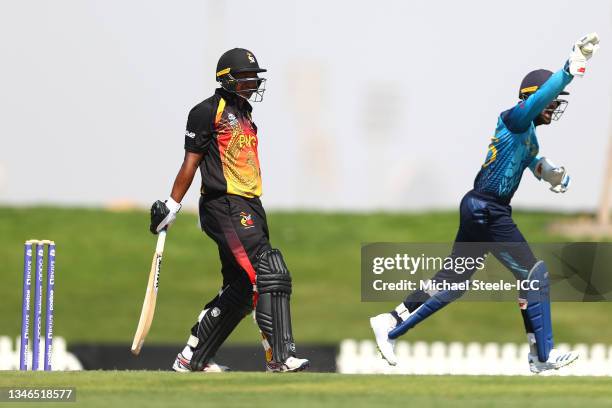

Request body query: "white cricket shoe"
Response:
[369, 313, 397, 366]
[266, 356, 310, 373]
[528, 349, 580, 374]
[172, 352, 230, 373]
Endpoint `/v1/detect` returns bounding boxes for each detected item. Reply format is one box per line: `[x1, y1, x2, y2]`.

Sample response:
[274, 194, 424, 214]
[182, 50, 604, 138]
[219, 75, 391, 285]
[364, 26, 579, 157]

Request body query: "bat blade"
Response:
[131, 230, 166, 356]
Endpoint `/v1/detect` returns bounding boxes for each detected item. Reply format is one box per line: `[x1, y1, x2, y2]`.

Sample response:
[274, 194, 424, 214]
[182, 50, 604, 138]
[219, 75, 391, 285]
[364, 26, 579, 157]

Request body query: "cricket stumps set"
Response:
[20, 239, 55, 371]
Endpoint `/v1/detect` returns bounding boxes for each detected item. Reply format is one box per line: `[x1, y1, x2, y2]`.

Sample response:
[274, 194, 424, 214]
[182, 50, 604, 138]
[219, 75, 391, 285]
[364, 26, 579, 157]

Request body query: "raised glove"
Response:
[150, 197, 182, 234]
[534, 157, 571, 193]
[567, 32, 600, 77]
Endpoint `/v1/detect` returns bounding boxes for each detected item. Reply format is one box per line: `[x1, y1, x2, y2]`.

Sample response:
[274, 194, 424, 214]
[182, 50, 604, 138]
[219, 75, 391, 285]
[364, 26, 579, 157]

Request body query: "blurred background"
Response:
[1, 0, 611, 211]
[1, 0, 611, 373]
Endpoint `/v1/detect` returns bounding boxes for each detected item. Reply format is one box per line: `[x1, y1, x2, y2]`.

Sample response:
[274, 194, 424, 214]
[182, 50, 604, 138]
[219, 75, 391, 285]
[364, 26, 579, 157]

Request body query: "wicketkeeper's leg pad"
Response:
[255, 248, 296, 363]
[520, 260, 554, 362]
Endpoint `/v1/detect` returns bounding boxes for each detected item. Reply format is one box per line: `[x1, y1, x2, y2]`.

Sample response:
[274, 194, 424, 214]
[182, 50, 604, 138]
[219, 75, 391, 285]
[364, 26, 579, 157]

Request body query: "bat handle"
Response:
[156, 229, 167, 254]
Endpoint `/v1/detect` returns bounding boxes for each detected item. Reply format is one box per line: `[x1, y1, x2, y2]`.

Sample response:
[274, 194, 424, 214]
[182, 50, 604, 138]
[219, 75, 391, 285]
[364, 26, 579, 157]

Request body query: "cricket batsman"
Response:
[149, 48, 309, 372]
[370, 33, 600, 373]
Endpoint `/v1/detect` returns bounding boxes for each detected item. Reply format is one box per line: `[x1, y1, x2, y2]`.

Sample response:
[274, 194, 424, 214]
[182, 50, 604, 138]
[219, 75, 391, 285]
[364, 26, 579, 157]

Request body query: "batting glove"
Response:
[534, 157, 571, 194]
[149, 197, 182, 234]
[567, 32, 600, 77]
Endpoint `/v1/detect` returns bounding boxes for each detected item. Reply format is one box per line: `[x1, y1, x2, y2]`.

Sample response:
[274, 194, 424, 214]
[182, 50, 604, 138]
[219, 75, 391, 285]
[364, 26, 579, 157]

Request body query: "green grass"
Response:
[1, 371, 612, 408]
[1, 206, 611, 345]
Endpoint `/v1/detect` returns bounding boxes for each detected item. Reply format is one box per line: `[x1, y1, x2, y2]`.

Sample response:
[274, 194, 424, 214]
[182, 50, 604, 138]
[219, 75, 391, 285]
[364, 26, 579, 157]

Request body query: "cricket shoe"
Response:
[370, 313, 398, 366]
[266, 356, 310, 373]
[528, 349, 580, 374]
[172, 352, 230, 373]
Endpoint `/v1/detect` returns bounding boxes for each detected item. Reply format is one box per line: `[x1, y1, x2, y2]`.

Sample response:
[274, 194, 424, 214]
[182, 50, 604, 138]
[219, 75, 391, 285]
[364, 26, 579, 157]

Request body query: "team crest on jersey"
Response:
[228, 113, 239, 128]
[239, 212, 254, 229]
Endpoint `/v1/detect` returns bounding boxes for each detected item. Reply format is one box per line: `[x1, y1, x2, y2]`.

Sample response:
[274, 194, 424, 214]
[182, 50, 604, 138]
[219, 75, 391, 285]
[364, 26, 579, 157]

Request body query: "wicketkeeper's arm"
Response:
[502, 33, 600, 133]
[502, 69, 572, 132]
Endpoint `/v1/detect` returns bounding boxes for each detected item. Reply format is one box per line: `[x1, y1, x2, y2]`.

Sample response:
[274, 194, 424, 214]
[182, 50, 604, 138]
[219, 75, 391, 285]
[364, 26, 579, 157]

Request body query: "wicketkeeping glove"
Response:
[149, 197, 182, 234]
[534, 157, 571, 194]
[567, 32, 600, 77]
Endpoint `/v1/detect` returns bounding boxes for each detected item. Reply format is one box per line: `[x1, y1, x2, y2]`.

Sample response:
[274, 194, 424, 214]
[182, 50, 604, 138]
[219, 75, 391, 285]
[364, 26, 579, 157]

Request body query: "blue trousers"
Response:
[403, 189, 537, 307]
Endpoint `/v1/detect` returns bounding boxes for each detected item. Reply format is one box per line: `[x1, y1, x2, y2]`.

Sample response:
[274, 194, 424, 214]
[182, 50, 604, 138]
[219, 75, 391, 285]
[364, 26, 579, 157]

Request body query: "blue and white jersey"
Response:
[473, 68, 572, 202]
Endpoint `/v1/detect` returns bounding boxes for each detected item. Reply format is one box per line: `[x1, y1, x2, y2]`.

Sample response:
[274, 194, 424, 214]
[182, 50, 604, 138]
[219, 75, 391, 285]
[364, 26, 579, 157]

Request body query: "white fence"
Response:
[4, 335, 612, 374]
[337, 340, 612, 376]
[0, 336, 82, 371]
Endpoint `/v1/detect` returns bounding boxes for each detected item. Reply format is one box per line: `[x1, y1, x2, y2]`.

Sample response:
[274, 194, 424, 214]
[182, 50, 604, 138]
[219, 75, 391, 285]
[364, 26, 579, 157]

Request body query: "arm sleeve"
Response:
[529, 155, 541, 176]
[501, 68, 573, 133]
[184, 101, 215, 154]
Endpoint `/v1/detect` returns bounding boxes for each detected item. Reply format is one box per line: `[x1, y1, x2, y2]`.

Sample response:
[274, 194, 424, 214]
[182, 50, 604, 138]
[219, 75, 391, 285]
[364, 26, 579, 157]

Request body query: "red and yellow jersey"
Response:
[184, 89, 262, 198]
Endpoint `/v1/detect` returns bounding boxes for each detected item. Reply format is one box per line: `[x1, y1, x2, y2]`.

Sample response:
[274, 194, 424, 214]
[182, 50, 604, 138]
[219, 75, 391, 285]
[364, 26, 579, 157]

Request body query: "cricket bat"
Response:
[131, 229, 167, 355]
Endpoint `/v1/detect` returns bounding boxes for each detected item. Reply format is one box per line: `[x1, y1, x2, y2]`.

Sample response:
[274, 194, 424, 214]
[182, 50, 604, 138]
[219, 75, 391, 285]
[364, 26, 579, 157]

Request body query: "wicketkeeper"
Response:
[370, 33, 600, 374]
[150, 48, 309, 372]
